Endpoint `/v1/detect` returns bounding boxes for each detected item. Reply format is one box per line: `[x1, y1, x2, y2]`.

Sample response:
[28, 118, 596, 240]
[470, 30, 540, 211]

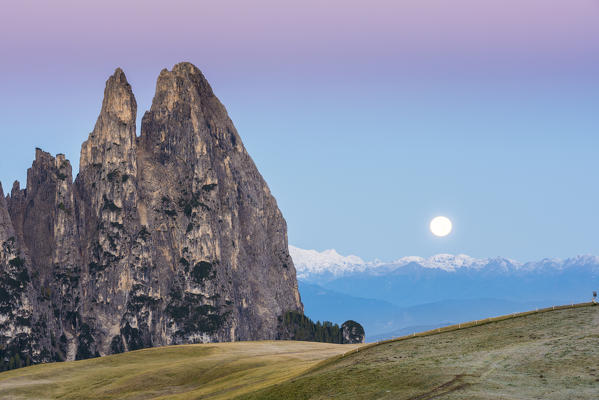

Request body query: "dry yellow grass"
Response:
[0, 341, 360, 399]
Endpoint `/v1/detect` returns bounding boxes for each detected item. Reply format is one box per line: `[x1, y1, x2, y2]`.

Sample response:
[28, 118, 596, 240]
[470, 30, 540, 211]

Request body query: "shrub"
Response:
[102, 195, 121, 212]
[9, 257, 26, 268]
[192, 261, 214, 283]
[107, 170, 119, 182]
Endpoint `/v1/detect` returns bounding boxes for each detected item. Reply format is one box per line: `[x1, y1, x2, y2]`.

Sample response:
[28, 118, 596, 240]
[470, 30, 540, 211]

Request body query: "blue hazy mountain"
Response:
[299, 282, 559, 342]
[317, 263, 595, 307]
[292, 247, 599, 341]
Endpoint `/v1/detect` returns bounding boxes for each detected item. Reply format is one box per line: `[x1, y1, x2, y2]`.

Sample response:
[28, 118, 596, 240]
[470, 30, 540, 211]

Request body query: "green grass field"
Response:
[1, 304, 597, 399]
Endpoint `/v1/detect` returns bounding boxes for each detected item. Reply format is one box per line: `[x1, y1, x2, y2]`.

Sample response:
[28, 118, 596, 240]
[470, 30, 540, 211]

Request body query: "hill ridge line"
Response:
[308, 301, 598, 374]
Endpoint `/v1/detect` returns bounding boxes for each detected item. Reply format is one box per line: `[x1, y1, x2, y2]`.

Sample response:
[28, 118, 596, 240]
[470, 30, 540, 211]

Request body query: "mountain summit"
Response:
[0, 63, 302, 368]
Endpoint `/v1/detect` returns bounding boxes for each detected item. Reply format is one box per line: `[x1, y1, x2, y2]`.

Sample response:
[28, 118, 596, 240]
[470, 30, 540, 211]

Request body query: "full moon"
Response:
[430, 216, 452, 237]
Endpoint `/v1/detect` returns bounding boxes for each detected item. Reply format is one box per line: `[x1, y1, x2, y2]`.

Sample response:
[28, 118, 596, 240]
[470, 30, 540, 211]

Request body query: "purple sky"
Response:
[3, 1, 598, 82]
[1, 1, 598, 260]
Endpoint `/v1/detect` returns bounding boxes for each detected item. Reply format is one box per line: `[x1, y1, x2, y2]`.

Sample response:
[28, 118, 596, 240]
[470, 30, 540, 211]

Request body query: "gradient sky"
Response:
[1, 0, 598, 261]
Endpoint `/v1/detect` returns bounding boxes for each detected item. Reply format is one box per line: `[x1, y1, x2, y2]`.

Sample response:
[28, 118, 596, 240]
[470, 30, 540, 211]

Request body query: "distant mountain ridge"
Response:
[292, 246, 599, 340]
[299, 281, 564, 341]
[290, 245, 599, 280]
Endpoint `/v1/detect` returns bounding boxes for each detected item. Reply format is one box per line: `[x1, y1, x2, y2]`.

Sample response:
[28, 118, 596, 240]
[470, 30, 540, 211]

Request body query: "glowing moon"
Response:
[430, 216, 452, 237]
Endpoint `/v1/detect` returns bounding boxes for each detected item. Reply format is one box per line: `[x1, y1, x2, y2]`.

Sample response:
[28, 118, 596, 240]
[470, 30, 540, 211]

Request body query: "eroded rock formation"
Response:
[0, 63, 302, 368]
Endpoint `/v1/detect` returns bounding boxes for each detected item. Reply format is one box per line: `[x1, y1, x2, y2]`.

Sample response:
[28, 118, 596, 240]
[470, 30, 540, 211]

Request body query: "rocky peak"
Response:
[101, 68, 136, 124]
[0, 182, 15, 241]
[10, 181, 22, 199]
[78, 68, 138, 217]
[152, 62, 215, 112]
[26, 148, 57, 191]
[0, 63, 303, 369]
[20, 149, 73, 202]
[140, 62, 241, 162]
[79, 68, 137, 172]
[4, 149, 76, 279]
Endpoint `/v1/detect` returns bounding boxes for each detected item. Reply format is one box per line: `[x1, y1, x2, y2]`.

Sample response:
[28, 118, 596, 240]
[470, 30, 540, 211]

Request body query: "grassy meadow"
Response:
[0, 341, 359, 399]
[0, 304, 597, 399]
[240, 304, 599, 400]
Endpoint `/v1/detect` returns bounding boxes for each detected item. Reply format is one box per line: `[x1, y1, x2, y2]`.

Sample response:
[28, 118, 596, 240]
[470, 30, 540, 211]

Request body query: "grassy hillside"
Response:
[240, 303, 599, 400]
[1, 304, 597, 399]
[0, 341, 360, 399]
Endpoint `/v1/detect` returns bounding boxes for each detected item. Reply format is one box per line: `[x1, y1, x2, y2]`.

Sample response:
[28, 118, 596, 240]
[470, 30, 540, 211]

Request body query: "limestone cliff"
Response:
[0, 63, 302, 368]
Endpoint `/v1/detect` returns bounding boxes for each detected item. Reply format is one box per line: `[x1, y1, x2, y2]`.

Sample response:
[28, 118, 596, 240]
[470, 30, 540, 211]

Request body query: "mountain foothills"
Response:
[0, 63, 310, 369]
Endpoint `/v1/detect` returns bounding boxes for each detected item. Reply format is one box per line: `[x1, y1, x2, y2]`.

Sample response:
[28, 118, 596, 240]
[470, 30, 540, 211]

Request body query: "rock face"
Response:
[0, 63, 302, 368]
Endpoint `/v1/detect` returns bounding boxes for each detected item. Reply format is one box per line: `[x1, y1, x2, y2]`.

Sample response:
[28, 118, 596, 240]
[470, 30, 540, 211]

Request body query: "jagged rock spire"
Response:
[0, 63, 303, 368]
[80, 68, 137, 171]
[0, 182, 15, 241]
[99, 68, 136, 125]
[78, 68, 138, 216]
[140, 62, 242, 162]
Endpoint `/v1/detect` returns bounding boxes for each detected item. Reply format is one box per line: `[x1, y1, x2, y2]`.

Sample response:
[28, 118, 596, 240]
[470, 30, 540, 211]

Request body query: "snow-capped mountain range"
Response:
[289, 245, 599, 280]
[291, 245, 599, 341]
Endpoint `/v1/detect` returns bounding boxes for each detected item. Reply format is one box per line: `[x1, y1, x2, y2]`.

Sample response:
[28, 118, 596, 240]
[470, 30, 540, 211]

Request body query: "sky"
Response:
[0, 0, 598, 262]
